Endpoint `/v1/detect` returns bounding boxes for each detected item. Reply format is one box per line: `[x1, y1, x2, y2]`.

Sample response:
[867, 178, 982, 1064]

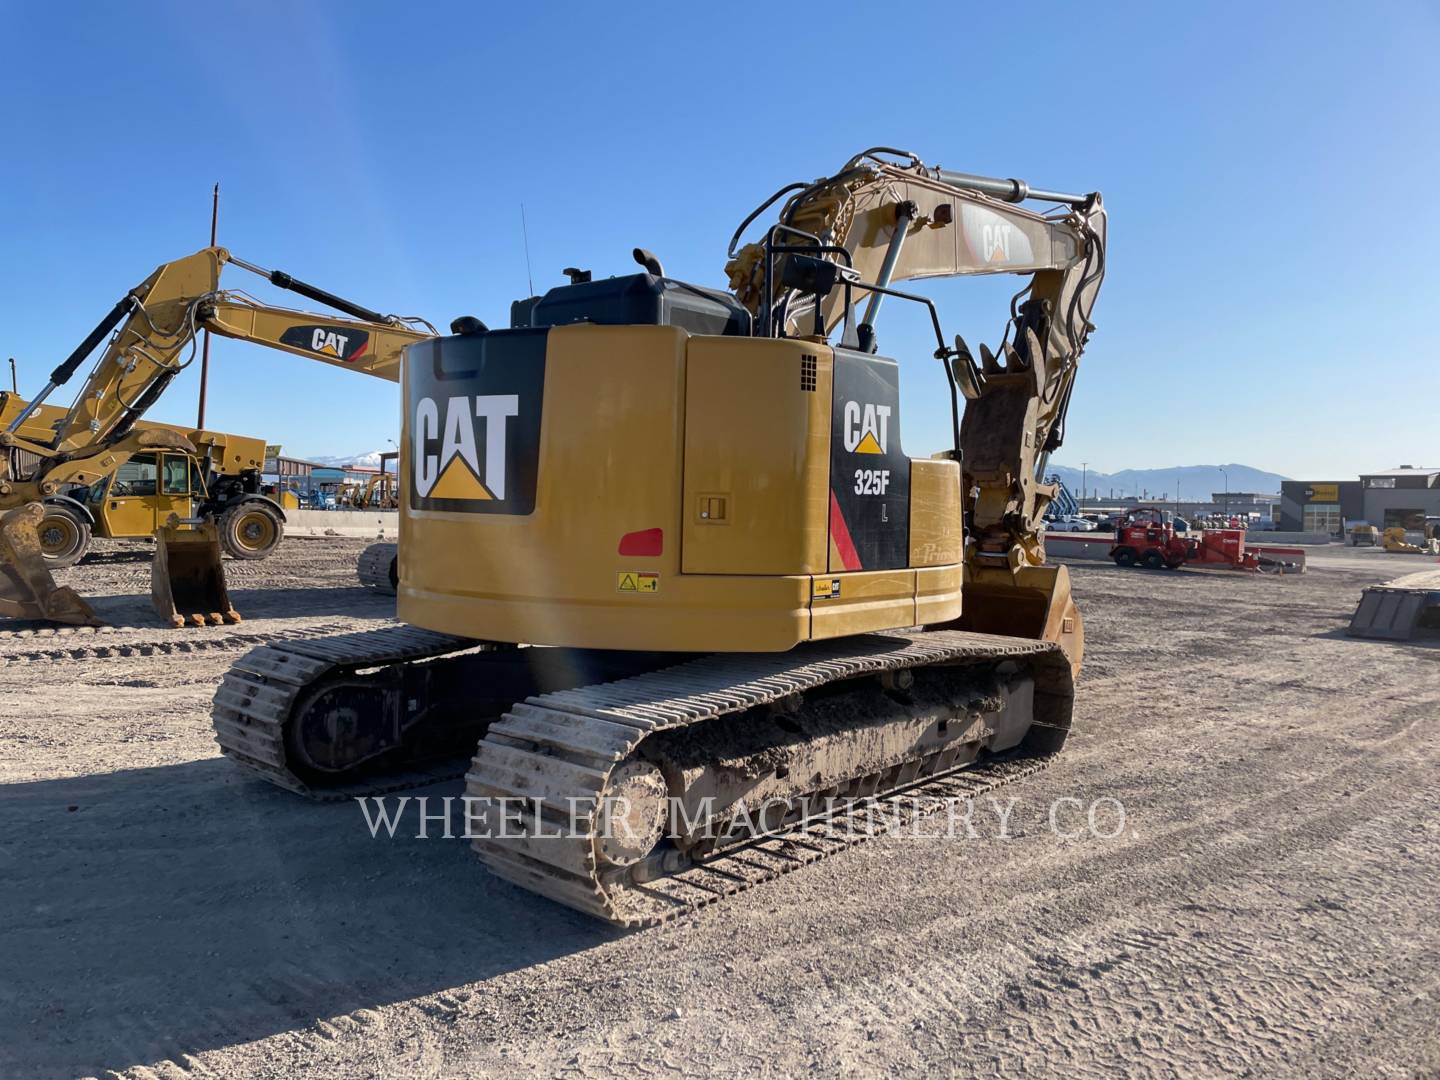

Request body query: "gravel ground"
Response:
[2, 538, 1437, 1079]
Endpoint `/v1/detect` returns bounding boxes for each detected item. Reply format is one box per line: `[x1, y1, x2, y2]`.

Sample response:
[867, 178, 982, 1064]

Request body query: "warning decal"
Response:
[617, 571, 660, 593]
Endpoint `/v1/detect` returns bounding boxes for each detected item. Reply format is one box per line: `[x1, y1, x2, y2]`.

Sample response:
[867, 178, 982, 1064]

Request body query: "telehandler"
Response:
[0, 249, 434, 625]
[214, 148, 1107, 925]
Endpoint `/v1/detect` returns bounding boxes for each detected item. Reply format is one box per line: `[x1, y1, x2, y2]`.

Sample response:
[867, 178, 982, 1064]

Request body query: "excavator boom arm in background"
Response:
[0, 248, 434, 625]
[1, 247, 427, 500]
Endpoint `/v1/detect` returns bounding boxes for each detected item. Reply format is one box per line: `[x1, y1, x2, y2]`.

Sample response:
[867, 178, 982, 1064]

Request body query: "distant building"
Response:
[1209, 492, 1272, 507]
[1279, 467, 1439, 535]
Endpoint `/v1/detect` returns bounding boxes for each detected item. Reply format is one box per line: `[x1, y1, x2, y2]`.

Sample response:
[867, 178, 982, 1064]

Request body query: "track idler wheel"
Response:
[595, 758, 670, 869]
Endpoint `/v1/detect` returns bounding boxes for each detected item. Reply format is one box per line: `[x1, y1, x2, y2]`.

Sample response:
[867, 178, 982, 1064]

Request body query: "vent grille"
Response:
[800, 354, 817, 392]
[8, 447, 43, 481]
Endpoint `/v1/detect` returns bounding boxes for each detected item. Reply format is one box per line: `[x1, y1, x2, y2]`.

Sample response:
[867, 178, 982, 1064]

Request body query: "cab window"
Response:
[162, 455, 191, 496]
[113, 454, 157, 496]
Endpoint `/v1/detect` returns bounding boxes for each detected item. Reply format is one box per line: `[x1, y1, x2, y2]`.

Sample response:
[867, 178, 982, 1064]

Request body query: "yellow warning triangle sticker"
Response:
[619, 573, 638, 591]
[854, 431, 884, 454]
[430, 455, 493, 500]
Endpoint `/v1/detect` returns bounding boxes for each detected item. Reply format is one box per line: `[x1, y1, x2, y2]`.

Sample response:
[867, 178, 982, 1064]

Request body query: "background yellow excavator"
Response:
[0, 248, 434, 625]
[1382, 525, 1440, 555]
[214, 148, 1106, 925]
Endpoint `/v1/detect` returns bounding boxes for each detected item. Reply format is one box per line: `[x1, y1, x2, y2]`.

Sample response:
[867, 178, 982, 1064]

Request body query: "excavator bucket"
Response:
[1348, 571, 1440, 641]
[952, 561, 1085, 677]
[152, 519, 241, 628]
[0, 503, 102, 626]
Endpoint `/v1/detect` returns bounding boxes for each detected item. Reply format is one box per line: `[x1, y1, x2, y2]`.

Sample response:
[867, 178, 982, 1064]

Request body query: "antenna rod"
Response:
[520, 203, 536, 297]
[197, 181, 219, 429]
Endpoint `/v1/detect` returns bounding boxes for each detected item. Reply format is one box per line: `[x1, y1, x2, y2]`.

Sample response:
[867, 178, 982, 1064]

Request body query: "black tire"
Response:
[1113, 547, 1137, 568]
[1142, 550, 1166, 570]
[218, 502, 284, 560]
[37, 505, 92, 567]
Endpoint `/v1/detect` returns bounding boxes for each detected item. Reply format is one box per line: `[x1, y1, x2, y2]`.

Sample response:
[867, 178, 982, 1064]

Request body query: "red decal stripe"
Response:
[618, 528, 664, 557]
[829, 490, 862, 571]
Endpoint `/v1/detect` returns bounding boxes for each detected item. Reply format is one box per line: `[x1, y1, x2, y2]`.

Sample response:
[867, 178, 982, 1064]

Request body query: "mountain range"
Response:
[307, 451, 1288, 501]
[309, 450, 391, 469]
[1048, 463, 1288, 501]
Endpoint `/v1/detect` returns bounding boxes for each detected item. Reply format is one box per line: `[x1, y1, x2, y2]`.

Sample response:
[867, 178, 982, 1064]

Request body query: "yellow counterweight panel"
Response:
[401, 325, 806, 652]
[398, 325, 966, 653]
[908, 457, 963, 567]
[809, 568, 920, 639]
[915, 565, 964, 626]
[682, 338, 831, 575]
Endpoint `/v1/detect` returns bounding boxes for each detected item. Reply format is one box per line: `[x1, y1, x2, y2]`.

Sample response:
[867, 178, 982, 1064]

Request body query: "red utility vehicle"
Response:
[1109, 507, 1267, 571]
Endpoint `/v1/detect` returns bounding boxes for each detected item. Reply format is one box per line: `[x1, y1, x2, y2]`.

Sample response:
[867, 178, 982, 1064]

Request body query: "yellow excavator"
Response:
[1382, 526, 1440, 555]
[213, 148, 1106, 925]
[0, 248, 434, 625]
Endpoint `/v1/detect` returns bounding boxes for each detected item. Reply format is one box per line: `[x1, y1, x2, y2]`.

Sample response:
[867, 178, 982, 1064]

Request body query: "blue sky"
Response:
[1, 1, 1436, 478]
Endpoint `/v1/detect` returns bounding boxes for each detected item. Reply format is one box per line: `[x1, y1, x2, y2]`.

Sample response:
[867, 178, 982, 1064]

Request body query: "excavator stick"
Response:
[0, 503, 102, 626]
[953, 562, 1084, 678]
[152, 519, 240, 628]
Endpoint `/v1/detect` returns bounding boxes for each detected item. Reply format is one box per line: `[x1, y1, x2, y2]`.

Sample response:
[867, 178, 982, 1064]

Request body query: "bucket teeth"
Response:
[0, 503, 103, 626]
[979, 342, 1002, 374]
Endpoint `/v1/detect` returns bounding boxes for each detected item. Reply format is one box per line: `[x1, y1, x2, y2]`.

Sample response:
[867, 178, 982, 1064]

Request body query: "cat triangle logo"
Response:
[430, 455, 493, 500]
[854, 431, 883, 454]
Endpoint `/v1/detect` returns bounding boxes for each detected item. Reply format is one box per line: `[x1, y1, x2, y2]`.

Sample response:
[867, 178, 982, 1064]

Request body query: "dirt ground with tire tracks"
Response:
[2, 537, 1437, 1078]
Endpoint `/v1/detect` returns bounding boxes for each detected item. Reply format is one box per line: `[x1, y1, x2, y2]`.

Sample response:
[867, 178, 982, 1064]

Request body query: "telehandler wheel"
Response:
[218, 502, 283, 560]
[1142, 550, 1166, 570]
[1113, 547, 1137, 567]
[37, 505, 92, 567]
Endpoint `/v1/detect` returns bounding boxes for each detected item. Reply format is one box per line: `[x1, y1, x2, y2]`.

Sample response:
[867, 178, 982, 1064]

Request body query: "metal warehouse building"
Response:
[1280, 467, 1440, 536]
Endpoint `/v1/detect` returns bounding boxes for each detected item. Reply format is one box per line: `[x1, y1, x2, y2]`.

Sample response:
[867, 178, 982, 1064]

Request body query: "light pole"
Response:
[1219, 466, 1229, 521]
[1080, 461, 1088, 513]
